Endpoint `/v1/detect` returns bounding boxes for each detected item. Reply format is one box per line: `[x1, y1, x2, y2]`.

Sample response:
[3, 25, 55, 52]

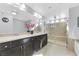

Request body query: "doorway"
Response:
[47, 22, 67, 47]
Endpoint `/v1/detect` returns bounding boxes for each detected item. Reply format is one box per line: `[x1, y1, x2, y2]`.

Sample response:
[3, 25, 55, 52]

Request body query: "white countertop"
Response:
[0, 32, 47, 43]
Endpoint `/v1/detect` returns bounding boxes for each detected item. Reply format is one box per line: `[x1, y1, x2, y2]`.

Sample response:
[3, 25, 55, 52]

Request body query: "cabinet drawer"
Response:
[0, 46, 22, 56]
[11, 38, 31, 48]
[11, 39, 23, 48]
[33, 36, 40, 40]
[0, 42, 11, 50]
[22, 38, 32, 44]
[23, 42, 33, 56]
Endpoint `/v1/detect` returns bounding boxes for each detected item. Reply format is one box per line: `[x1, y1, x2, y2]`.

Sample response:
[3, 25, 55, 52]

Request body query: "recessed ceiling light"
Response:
[11, 11, 17, 15]
[33, 12, 42, 19]
[19, 4, 25, 11]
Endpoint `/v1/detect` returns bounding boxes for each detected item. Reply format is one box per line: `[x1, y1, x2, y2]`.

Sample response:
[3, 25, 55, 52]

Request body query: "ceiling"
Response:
[0, 3, 79, 21]
[0, 3, 38, 21]
[27, 3, 79, 18]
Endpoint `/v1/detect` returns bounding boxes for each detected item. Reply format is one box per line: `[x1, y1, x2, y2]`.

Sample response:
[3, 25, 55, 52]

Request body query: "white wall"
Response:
[0, 4, 27, 34]
[0, 3, 38, 34]
[13, 19, 26, 34]
[68, 5, 79, 39]
[0, 12, 13, 34]
[0, 13, 26, 34]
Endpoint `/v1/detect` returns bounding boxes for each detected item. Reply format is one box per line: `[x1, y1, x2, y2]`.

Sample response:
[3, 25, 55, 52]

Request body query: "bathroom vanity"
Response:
[0, 33, 47, 56]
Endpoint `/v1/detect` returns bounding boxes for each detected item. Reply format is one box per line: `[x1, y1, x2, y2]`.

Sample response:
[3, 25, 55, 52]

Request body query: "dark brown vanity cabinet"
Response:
[0, 40, 22, 56]
[0, 46, 22, 56]
[0, 38, 33, 56]
[0, 34, 48, 56]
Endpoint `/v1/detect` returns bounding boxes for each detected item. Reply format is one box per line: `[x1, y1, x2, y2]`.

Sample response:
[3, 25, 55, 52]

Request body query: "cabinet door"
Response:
[33, 34, 48, 51]
[0, 46, 22, 56]
[23, 42, 33, 56]
[41, 34, 48, 48]
[32, 36, 41, 51]
[22, 38, 34, 56]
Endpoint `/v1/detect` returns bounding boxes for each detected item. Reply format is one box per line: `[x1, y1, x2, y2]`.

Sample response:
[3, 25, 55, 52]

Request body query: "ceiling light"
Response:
[60, 13, 66, 18]
[33, 12, 42, 19]
[51, 21, 54, 23]
[34, 12, 38, 17]
[12, 12, 16, 15]
[60, 19, 65, 22]
[11, 11, 16, 15]
[55, 20, 59, 23]
[19, 4, 25, 11]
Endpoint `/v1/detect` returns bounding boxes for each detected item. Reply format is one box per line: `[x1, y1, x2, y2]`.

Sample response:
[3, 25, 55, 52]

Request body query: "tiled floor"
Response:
[33, 42, 75, 56]
[33, 23, 75, 56]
